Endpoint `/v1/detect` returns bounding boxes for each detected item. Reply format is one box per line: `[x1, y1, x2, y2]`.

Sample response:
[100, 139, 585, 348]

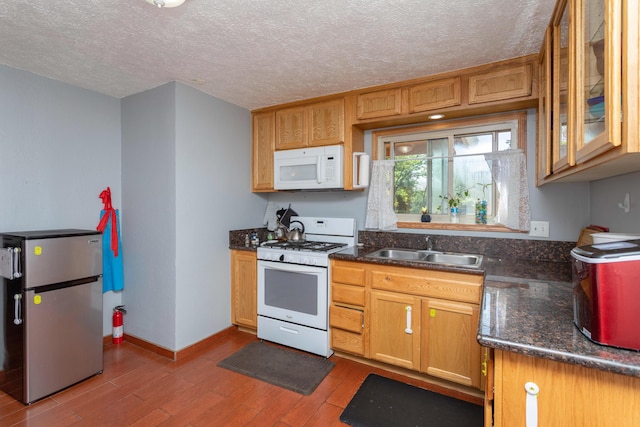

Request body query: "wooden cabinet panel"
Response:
[493, 350, 640, 427]
[309, 99, 344, 146]
[370, 265, 482, 304]
[330, 305, 363, 333]
[408, 77, 461, 112]
[370, 290, 421, 370]
[230, 250, 257, 329]
[275, 106, 307, 149]
[332, 283, 365, 306]
[356, 88, 403, 119]
[421, 298, 481, 388]
[331, 327, 365, 355]
[331, 261, 366, 286]
[468, 64, 532, 104]
[252, 112, 275, 191]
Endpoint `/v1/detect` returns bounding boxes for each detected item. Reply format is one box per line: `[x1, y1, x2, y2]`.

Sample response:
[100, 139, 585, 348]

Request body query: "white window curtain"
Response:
[484, 149, 531, 231]
[365, 160, 398, 230]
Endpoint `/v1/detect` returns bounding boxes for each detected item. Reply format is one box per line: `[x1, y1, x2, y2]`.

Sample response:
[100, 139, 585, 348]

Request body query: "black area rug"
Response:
[340, 374, 483, 427]
[217, 341, 334, 396]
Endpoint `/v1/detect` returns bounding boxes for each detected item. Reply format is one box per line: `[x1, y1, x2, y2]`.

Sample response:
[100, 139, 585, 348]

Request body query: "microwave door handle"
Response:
[317, 156, 325, 183]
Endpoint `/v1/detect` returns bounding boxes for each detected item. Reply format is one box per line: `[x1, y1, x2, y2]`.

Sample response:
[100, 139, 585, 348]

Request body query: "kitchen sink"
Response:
[365, 248, 483, 268]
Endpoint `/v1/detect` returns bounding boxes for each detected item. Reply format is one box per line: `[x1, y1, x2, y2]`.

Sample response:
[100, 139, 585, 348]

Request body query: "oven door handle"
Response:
[258, 261, 325, 274]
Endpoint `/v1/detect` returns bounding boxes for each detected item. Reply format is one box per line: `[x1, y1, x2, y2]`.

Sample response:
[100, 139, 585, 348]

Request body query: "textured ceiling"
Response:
[0, 0, 555, 110]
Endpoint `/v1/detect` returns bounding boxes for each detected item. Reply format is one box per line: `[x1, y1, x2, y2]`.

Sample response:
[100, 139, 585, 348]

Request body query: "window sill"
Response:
[398, 221, 523, 233]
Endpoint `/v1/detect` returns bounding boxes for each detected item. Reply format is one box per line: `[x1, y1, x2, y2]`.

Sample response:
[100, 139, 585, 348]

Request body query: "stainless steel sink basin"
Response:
[364, 248, 427, 261]
[422, 252, 482, 266]
[365, 248, 483, 268]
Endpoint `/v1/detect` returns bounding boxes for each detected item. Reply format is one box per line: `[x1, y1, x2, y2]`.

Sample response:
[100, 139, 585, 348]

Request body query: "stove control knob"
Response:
[305, 257, 317, 266]
[279, 254, 285, 262]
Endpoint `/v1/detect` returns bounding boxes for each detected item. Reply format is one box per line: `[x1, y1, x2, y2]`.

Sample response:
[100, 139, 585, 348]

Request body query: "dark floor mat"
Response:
[217, 341, 334, 396]
[340, 374, 483, 427]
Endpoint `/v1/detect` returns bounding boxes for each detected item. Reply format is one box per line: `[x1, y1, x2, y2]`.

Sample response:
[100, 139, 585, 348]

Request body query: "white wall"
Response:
[269, 109, 591, 242]
[589, 171, 640, 232]
[121, 83, 178, 350]
[0, 64, 123, 335]
[122, 82, 265, 351]
[174, 83, 265, 350]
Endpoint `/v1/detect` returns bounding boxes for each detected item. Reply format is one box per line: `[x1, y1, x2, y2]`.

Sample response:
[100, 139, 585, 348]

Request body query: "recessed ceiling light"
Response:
[428, 114, 445, 120]
[145, 0, 186, 8]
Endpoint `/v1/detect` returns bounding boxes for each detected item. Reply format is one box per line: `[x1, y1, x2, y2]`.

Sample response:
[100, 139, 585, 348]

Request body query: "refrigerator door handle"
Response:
[14, 294, 22, 325]
[0, 247, 22, 280]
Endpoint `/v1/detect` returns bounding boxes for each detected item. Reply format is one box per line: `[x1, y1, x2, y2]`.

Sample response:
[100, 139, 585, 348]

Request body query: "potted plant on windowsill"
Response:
[420, 207, 431, 222]
[440, 189, 470, 223]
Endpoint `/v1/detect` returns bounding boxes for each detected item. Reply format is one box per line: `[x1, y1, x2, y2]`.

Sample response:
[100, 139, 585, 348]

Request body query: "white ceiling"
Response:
[0, 0, 555, 111]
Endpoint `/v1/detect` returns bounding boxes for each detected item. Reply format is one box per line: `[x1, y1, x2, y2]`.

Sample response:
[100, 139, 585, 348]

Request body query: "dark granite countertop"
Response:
[331, 246, 640, 378]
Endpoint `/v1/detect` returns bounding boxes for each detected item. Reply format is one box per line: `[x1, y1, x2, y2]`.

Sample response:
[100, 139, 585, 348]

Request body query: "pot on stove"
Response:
[286, 221, 305, 242]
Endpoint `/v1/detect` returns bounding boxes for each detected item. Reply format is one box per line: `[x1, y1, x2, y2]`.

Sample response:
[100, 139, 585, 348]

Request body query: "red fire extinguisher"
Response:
[112, 305, 127, 345]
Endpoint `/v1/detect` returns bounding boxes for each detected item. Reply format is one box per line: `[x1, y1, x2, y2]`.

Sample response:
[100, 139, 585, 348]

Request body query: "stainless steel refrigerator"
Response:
[0, 229, 103, 404]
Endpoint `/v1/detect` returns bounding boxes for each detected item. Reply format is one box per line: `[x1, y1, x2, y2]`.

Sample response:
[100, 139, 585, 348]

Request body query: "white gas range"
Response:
[256, 217, 356, 357]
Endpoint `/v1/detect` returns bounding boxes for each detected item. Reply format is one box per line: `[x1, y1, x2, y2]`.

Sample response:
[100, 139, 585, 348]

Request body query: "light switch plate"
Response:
[529, 221, 550, 238]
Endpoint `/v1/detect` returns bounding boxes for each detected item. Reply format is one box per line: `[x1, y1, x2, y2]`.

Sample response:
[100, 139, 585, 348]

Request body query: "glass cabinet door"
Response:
[575, 0, 621, 162]
[552, 0, 574, 172]
[537, 27, 553, 183]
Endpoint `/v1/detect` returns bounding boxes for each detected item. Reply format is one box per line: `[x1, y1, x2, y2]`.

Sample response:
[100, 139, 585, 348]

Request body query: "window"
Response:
[372, 112, 527, 228]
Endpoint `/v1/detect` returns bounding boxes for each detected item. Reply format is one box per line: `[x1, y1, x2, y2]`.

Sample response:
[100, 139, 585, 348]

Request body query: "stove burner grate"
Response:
[262, 240, 347, 252]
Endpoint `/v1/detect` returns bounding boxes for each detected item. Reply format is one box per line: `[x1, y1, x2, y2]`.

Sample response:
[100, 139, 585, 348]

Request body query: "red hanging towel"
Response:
[97, 187, 119, 257]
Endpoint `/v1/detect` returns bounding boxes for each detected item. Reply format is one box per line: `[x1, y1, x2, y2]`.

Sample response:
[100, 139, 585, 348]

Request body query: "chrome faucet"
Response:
[425, 236, 433, 251]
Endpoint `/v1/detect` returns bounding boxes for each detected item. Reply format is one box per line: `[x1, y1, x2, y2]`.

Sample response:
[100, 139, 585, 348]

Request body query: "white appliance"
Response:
[256, 217, 357, 357]
[274, 145, 344, 190]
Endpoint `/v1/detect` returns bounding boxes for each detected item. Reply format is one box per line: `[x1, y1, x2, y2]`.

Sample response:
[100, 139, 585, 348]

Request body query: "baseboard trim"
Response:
[103, 326, 238, 361]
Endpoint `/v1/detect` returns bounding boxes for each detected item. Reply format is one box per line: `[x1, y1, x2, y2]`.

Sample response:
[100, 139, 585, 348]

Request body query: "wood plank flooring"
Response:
[0, 329, 482, 426]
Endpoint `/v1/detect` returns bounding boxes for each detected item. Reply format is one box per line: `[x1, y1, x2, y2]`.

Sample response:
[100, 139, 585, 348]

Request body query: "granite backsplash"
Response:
[230, 228, 577, 263]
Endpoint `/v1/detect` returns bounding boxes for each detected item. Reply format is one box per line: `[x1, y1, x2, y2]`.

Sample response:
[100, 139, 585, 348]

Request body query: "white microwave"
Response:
[274, 145, 344, 190]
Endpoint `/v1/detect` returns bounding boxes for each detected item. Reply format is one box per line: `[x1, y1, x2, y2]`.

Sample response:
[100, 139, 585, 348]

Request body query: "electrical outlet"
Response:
[530, 221, 550, 238]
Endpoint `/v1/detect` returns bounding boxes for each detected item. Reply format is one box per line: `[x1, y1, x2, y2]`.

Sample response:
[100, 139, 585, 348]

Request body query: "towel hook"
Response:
[618, 193, 630, 214]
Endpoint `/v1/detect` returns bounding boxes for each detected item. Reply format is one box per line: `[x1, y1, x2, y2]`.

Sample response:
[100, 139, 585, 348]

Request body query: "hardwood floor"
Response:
[0, 329, 482, 426]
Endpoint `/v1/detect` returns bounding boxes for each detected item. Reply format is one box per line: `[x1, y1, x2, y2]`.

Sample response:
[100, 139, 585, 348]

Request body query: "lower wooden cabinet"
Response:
[421, 298, 481, 389]
[330, 305, 365, 355]
[230, 250, 257, 329]
[370, 290, 421, 370]
[330, 259, 485, 390]
[491, 350, 640, 427]
[330, 260, 367, 356]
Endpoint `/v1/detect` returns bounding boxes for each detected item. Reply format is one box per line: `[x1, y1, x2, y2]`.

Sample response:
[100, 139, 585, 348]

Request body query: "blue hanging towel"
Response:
[99, 208, 124, 292]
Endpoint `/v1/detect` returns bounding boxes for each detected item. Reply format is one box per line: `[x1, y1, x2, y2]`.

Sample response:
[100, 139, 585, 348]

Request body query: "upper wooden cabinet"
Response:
[356, 88, 402, 120]
[409, 77, 462, 113]
[275, 98, 344, 150]
[539, 0, 640, 184]
[251, 56, 536, 192]
[252, 111, 275, 192]
[537, 27, 553, 183]
[468, 65, 532, 104]
[353, 58, 537, 124]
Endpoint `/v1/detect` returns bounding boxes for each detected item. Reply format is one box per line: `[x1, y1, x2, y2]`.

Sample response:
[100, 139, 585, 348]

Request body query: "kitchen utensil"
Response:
[287, 220, 305, 242]
[276, 205, 298, 228]
[274, 221, 288, 241]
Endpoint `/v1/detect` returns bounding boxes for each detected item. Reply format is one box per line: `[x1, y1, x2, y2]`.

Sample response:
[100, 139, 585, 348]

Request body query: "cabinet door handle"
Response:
[405, 306, 413, 334]
[525, 382, 539, 427]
